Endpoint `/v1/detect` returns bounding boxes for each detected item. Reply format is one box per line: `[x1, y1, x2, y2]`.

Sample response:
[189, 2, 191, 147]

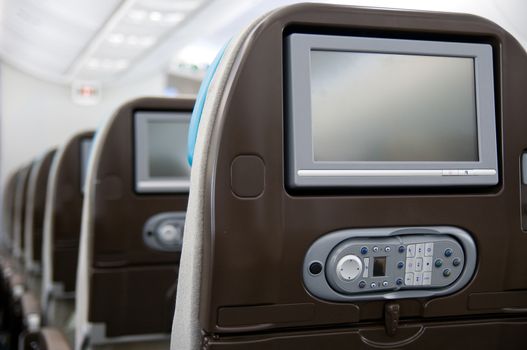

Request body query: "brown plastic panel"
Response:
[87, 97, 194, 337]
[194, 3, 527, 347]
[51, 131, 94, 292]
[204, 317, 527, 349]
[30, 149, 56, 266]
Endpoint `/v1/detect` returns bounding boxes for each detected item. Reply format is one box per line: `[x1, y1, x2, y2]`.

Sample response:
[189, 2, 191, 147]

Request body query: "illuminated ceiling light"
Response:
[128, 9, 147, 22]
[126, 35, 139, 46]
[86, 58, 100, 69]
[149, 11, 162, 22]
[107, 33, 125, 45]
[163, 12, 185, 25]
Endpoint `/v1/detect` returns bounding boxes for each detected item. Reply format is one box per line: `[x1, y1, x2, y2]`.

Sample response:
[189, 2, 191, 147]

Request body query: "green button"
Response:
[435, 259, 443, 268]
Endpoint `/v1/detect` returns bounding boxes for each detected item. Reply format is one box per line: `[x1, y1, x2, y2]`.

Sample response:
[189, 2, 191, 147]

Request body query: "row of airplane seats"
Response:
[1, 3, 527, 350]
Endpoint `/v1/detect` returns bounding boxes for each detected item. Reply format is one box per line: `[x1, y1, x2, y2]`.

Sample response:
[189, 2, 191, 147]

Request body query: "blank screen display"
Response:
[147, 120, 190, 178]
[373, 257, 386, 277]
[80, 138, 93, 192]
[310, 50, 479, 162]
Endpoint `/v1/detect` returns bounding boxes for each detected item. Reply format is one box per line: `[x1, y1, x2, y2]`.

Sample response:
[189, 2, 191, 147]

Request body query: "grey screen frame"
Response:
[80, 137, 93, 193]
[134, 111, 191, 193]
[286, 33, 498, 188]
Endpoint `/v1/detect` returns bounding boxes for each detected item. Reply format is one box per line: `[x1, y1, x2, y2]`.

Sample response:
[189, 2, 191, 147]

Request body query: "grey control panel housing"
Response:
[142, 211, 185, 252]
[303, 226, 476, 301]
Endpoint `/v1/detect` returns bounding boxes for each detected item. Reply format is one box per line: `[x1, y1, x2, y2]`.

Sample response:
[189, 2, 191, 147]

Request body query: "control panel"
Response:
[142, 212, 185, 252]
[304, 226, 476, 301]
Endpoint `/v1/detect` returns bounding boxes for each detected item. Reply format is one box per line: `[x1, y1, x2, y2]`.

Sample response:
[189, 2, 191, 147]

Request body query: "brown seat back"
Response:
[172, 4, 527, 349]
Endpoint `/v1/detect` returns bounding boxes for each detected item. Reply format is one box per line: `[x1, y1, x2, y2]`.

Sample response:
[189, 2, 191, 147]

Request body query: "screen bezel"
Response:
[134, 110, 191, 194]
[80, 137, 93, 193]
[286, 33, 498, 188]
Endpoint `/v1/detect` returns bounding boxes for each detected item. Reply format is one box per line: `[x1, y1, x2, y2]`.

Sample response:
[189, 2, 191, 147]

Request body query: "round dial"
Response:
[156, 223, 182, 246]
[336, 255, 363, 281]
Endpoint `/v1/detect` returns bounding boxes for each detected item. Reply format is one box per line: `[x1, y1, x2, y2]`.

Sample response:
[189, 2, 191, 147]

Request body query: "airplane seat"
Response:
[24, 149, 57, 278]
[172, 3, 527, 349]
[13, 165, 32, 260]
[75, 97, 194, 350]
[1, 171, 20, 252]
[42, 131, 94, 329]
[21, 327, 72, 350]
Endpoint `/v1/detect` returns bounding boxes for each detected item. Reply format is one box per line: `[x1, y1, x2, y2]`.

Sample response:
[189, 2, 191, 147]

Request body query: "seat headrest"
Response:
[187, 42, 229, 166]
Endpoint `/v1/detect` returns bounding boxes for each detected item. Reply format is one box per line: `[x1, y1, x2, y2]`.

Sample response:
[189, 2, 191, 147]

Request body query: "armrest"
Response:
[20, 292, 41, 331]
[20, 327, 71, 350]
[40, 328, 72, 350]
[8, 273, 26, 298]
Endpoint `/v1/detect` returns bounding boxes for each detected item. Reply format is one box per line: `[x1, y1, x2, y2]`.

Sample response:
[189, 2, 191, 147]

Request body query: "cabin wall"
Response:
[0, 63, 166, 231]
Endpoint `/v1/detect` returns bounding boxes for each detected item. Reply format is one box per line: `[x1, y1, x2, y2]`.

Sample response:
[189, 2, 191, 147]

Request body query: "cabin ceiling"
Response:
[0, 0, 525, 86]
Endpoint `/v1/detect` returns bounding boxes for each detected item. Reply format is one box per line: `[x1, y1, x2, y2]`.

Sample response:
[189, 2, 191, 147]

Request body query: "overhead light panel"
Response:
[149, 11, 163, 21]
[128, 9, 147, 22]
[70, 0, 208, 81]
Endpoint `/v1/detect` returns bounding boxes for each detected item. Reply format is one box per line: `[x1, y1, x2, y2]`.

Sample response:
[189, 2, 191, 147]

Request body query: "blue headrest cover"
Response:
[187, 42, 228, 166]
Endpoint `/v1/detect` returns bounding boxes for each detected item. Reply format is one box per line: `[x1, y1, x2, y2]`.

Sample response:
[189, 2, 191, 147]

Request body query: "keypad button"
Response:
[406, 258, 415, 272]
[414, 272, 423, 286]
[360, 247, 368, 255]
[435, 259, 443, 268]
[398, 245, 405, 253]
[452, 257, 461, 267]
[425, 243, 434, 257]
[382, 281, 389, 287]
[405, 272, 414, 286]
[415, 258, 423, 272]
[396, 278, 403, 286]
[423, 272, 432, 285]
[370, 282, 377, 288]
[443, 268, 451, 277]
[416, 243, 425, 257]
[407, 244, 416, 258]
[444, 248, 453, 257]
[385, 246, 391, 252]
[423, 257, 432, 272]
[373, 246, 379, 253]
[359, 281, 366, 289]
[397, 261, 404, 269]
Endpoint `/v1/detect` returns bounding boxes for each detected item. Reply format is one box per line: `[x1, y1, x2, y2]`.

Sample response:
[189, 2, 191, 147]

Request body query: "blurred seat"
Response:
[1, 171, 20, 252]
[75, 97, 194, 350]
[24, 149, 57, 277]
[12, 165, 32, 260]
[41, 131, 94, 332]
[21, 327, 72, 350]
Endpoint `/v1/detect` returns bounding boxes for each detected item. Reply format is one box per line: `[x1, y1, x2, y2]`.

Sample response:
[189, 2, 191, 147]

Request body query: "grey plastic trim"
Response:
[80, 138, 94, 193]
[134, 111, 191, 193]
[522, 152, 527, 185]
[303, 226, 477, 302]
[286, 33, 498, 188]
[142, 211, 185, 252]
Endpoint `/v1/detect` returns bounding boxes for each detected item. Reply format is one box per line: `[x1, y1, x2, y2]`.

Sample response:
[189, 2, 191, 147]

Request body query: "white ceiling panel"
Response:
[0, 0, 525, 86]
[0, 0, 123, 82]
